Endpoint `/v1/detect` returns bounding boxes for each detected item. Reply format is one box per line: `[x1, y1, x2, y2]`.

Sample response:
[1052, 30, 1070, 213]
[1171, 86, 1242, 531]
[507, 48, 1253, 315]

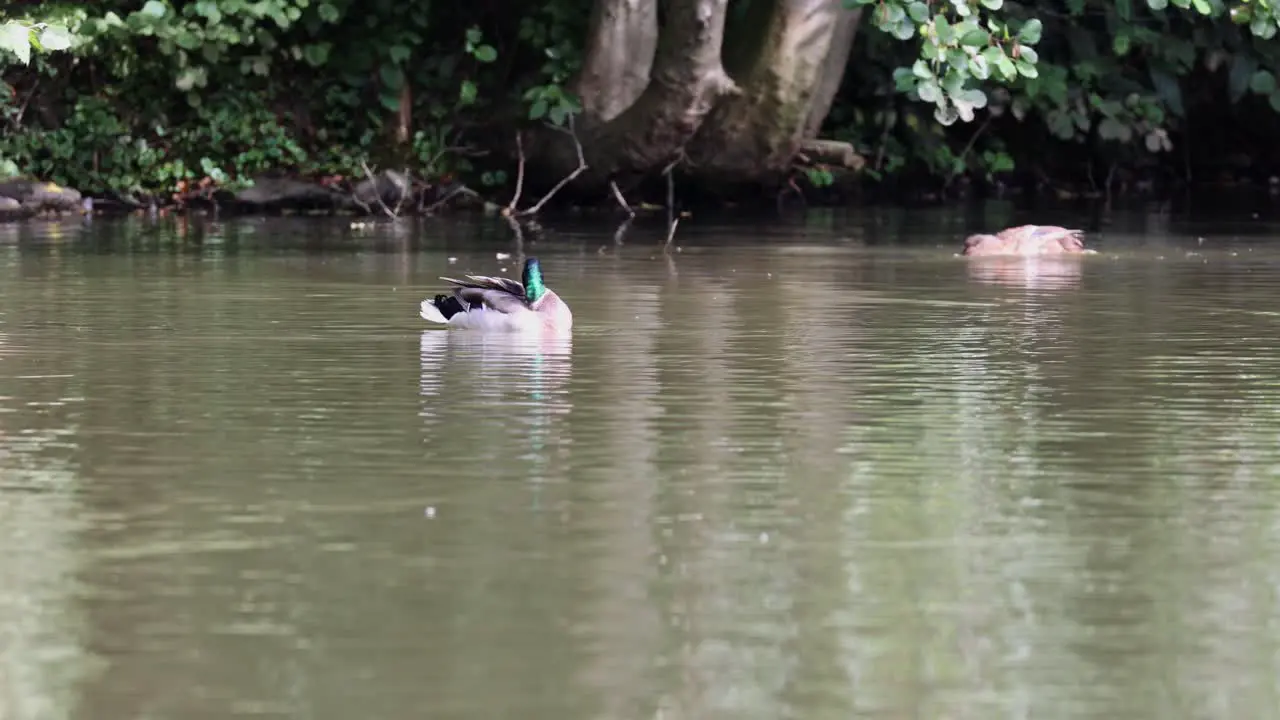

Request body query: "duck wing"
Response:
[440, 274, 530, 314]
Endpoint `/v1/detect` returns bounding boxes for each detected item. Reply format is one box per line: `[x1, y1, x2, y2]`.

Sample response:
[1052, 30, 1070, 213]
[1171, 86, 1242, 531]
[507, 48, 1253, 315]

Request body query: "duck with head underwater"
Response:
[962, 225, 1095, 256]
[419, 256, 573, 333]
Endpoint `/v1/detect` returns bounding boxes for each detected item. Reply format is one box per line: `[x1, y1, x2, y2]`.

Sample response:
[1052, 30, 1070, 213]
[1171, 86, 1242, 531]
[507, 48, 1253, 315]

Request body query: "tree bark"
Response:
[687, 0, 859, 181]
[571, 0, 658, 124]
[537, 0, 737, 185]
[803, 6, 862, 138]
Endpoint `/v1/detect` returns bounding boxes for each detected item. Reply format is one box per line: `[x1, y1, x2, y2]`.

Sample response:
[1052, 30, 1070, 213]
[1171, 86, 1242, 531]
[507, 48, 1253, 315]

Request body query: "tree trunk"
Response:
[687, 0, 859, 182]
[803, 6, 862, 138]
[571, 0, 658, 124]
[537, 0, 738, 185]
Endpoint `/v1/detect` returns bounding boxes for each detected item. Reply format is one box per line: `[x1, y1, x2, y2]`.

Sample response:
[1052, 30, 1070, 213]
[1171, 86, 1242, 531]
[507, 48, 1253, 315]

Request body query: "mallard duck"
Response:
[962, 225, 1093, 256]
[419, 257, 573, 333]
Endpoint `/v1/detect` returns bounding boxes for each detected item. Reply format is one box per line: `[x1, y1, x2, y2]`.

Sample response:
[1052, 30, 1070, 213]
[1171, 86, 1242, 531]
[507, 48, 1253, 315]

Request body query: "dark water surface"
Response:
[2, 210, 1280, 719]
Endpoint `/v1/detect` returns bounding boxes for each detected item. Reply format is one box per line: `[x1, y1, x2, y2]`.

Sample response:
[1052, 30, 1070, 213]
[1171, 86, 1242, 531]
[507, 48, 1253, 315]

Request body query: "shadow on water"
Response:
[1, 207, 1280, 718]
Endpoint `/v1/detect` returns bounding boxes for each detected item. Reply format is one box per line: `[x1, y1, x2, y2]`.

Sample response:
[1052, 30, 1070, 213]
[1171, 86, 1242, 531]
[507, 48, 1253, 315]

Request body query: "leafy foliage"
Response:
[4, 0, 1280, 198]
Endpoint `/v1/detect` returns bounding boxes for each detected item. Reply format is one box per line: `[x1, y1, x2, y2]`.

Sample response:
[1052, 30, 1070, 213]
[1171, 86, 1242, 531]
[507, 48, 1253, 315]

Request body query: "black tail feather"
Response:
[432, 294, 469, 320]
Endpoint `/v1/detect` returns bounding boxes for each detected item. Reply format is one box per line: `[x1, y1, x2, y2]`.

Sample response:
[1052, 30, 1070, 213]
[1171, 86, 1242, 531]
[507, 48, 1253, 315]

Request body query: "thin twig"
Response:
[424, 145, 482, 177]
[424, 184, 480, 214]
[503, 214, 526, 254]
[778, 172, 807, 211]
[515, 115, 587, 216]
[613, 217, 632, 246]
[350, 190, 372, 215]
[663, 155, 680, 229]
[507, 132, 526, 212]
[610, 180, 635, 218]
[359, 161, 398, 218]
[392, 168, 411, 216]
[945, 114, 993, 190]
[11, 76, 38, 130]
[664, 218, 680, 250]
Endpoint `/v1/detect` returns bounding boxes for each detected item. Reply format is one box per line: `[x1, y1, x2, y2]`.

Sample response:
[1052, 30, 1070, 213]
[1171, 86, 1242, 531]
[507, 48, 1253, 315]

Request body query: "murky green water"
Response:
[3, 211, 1280, 719]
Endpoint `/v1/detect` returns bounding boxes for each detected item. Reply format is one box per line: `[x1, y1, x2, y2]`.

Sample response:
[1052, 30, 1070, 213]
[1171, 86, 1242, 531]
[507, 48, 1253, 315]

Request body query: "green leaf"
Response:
[529, 98, 548, 120]
[1017, 18, 1043, 45]
[474, 44, 497, 63]
[459, 80, 477, 105]
[1116, 0, 1133, 21]
[141, 0, 168, 18]
[935, 15, 954, 44]
[318, 3, 341, 23]
[995, 53, 1018, 80]
[942, 69, 965, 96]
[912, 59, 933, 79]
[304, 42, 330, 66]
[389, 44, 411, 64]
[175, 30, 201, 50]
[1047, 110, 1076, 139]
[917, 79, 941, 103]
[961, 29, 989, 47]
[1098, 117, 1131, 142]
[1147, 0, 1168, 9]
[1191, 0, 1211, 13]
[1113, 33, 1131, 55]
[175, 66, 205, 91]
[1019, 46, 1039, 64]
[1251, 15, 1277, 39]
[907, 2, 930, 22]
[378, 91, 400, 113]
[961, 88, 988, 109]
[1150, 67, 1184, 116]
[892, 67, 917, 91]
[969, 53, 990, 79]
[979, 0, 1003, 9]
[1015, 58, 1038, 78]
[1249, 69, 1276, 95]
[379, 64, 404, 90]
[0, 22, 31, 64]
[892, 18, 915, 39]
[465, 27, 482, 45]
[1228, 53, 1257, 103]
[38, 26, 73, 51]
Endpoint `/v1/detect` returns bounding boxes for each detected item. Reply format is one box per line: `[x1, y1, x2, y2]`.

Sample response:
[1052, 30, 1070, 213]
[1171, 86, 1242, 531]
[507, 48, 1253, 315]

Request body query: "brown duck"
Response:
[962, 225, 1091, 256]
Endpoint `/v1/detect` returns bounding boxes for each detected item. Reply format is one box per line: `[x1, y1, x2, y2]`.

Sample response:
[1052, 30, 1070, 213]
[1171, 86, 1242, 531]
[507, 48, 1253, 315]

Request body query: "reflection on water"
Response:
[966, 255, 1086, 291]
[1, 215, 1280, 719]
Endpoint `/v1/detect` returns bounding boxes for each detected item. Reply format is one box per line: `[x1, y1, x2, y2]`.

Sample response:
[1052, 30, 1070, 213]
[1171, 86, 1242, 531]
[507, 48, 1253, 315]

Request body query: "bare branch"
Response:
[503, 214, 526, 254]
[506, 132, 526, 213]
[663, 156, 680, 229]
[393, 168, 411, 216]
[610, 180, 635, 218]
[359, 161, 399, 218]
[424, 145, 483, 178]
[613, 217, 632, 246]
[424, 183, 481, 215]
[513, 115, 588, 217]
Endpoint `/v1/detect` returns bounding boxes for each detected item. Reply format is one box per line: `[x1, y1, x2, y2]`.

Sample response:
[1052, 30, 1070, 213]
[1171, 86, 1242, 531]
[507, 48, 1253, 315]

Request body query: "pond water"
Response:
[2, 208, 1280, 719]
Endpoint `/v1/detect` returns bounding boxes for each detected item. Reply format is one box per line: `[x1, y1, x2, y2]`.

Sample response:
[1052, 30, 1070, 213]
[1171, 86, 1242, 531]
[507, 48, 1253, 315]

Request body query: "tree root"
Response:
[794, 139, 864, 171]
